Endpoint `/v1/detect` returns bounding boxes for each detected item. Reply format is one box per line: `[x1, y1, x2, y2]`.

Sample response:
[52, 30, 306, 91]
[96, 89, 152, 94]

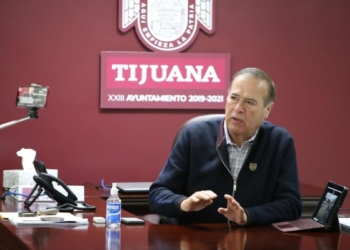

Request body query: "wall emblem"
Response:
[118, 0, 215, 52]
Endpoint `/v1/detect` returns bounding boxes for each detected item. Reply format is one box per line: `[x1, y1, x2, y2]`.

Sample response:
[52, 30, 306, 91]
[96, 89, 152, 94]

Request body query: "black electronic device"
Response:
[272, 181, 348, 232]
[121, 217, 145, 225]
[33, 160, 48, 174]
[24, 161, 96, 212]
[0, 85, 48, 130]
[16, 86, 49, 108]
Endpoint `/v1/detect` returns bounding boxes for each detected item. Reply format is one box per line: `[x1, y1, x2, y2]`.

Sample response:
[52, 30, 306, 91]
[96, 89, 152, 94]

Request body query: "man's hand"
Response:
[180, 190, 217, 212]
[218, 194, 247, 225]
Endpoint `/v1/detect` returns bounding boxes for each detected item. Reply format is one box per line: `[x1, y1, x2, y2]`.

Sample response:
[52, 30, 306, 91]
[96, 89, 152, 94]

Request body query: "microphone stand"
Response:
[0, 108, 39, 130]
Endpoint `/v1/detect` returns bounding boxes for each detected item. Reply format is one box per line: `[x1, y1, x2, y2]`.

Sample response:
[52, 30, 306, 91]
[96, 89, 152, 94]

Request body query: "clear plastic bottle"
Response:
[105, 226, 121, 250]
[106, 183, 121, 228]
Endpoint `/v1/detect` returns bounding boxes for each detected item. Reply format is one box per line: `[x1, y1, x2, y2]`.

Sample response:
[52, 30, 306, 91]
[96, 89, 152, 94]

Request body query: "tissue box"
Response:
[3, 169, 58, 189]
[11, 185, 85, 202]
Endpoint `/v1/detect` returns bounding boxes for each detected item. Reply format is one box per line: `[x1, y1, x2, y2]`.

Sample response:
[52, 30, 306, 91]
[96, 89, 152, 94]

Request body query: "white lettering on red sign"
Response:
[111, 64, 220, 85]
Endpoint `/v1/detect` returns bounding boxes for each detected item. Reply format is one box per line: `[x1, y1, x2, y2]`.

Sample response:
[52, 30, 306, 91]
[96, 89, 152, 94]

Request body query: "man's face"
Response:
[225, 74, 274, 142]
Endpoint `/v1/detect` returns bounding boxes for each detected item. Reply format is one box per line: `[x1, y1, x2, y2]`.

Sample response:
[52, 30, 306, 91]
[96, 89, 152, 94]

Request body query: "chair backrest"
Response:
[172, 114, 225, 148]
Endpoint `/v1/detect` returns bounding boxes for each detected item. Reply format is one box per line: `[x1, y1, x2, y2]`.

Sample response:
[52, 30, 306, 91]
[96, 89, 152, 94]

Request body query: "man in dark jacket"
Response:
[149, 68, 302, 226]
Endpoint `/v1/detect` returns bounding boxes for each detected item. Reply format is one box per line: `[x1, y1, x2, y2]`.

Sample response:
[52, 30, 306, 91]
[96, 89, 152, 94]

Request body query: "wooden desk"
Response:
[91, 184, 151, 216]
[1, 195, 350, 249]
[99, 183, 323, 217]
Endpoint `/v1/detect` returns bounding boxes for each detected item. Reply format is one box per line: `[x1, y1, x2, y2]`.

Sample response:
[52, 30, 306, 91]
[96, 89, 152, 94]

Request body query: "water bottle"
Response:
[105, 226, 121, 250]
[106, 182, 121, 228]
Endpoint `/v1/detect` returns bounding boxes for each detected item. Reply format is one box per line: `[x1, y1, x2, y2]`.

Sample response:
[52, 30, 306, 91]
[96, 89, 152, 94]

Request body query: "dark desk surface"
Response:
[99, 183, 323, 217]
[2, 184, 349, 250]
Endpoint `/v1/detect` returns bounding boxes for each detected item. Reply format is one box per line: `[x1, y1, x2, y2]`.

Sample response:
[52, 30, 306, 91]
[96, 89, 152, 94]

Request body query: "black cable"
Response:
[47, 202, 96, 212]
[2, 191, 45, 200]
[84, 181, 102, 190]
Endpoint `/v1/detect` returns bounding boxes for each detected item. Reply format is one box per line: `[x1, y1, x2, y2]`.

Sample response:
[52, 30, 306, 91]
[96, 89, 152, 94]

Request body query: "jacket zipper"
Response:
[217, 148, 235, 196]
[217, 146, 250, 198]
[217, 149, 237, 225]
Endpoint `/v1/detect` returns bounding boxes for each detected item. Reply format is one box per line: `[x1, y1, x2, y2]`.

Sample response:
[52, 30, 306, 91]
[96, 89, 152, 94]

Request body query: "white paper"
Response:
[0, 212, 18, 220]
[339, 218, 350, 229]
[6, 212, 89, 226]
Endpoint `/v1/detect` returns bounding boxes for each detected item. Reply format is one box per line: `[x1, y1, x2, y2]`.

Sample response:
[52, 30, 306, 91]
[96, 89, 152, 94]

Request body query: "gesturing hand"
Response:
[180, 190, 217, 212]
[217, 194, 247, 225]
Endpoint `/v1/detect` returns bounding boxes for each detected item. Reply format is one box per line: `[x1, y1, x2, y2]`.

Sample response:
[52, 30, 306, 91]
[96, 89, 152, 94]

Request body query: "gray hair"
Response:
[229, 68, 276, 106]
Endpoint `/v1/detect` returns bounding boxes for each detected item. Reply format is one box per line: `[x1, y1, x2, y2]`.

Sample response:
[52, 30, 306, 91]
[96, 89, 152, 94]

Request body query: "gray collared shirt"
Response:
[224, 121, 258, 182]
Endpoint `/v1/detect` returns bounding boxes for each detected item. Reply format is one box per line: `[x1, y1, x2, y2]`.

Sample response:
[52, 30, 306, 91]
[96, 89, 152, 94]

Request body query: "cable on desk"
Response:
[1, 191, 44, 200]
[101, 179, 111, 190]
[84, 181, 102, 189]
[47, 202, 96, 212]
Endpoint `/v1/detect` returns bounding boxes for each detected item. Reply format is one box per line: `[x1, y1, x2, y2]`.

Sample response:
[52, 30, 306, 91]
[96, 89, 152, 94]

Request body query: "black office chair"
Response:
[144, 114, 225, 224]
[171, 114, 225, 148]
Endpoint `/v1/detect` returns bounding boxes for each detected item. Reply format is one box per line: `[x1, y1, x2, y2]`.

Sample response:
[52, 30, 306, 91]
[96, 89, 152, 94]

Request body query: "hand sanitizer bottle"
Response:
[106, 183, 121, 228]
[106, 226, 121, 250]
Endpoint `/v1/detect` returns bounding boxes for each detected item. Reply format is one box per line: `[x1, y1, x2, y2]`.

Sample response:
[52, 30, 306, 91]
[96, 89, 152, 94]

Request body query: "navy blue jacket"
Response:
[149, 118, 302, 225]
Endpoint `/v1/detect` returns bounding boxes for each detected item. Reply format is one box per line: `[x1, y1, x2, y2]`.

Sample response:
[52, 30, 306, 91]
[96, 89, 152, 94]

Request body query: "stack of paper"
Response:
[1, 212, 88, 226]
[339, 218, 350, 231]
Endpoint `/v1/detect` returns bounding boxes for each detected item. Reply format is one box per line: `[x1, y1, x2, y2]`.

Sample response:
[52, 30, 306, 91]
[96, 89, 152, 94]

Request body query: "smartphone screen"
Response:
[16, 86, 49, 108]
[121, 217, 145, 225]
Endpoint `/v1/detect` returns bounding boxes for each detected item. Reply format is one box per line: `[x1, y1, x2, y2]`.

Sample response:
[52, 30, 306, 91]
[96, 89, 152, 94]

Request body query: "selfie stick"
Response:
[0, 108, 39, 130]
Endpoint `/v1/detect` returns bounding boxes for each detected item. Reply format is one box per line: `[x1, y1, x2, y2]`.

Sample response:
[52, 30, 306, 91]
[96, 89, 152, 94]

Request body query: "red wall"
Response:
[1, 1, 350, 207]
